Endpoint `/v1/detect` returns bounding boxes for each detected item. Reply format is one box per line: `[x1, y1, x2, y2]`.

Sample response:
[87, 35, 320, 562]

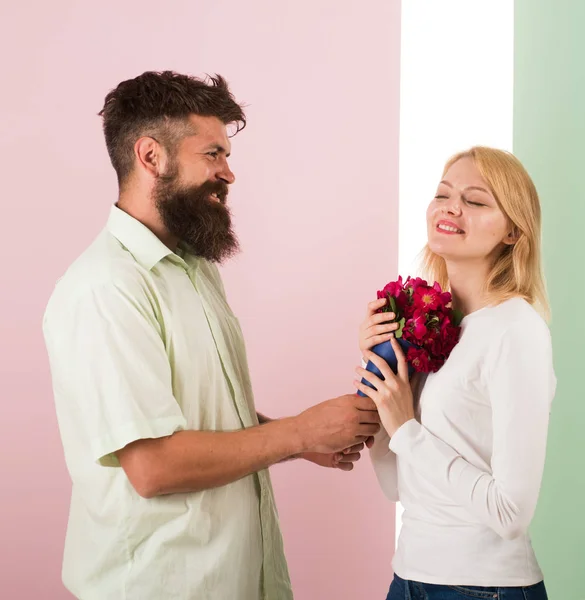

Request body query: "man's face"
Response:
[154, 115, 239, 263]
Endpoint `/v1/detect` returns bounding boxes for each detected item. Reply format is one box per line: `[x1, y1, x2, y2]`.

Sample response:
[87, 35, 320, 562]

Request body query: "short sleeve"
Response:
[43, 274, 187, 467]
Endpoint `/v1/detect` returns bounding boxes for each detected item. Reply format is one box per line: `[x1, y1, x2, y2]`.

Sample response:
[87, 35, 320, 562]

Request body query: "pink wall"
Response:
[0, 1, 401, 598]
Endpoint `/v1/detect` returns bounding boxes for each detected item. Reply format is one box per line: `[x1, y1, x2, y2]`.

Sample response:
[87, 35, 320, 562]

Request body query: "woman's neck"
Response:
[446, 260, 491, 316]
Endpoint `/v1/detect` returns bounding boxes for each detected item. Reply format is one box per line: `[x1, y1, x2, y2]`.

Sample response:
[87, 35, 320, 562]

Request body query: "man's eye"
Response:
[207, 152, 219, 159]
[434, 195, 448, 200]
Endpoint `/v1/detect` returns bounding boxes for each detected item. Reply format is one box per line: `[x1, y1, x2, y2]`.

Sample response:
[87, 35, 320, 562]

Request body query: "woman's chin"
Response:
[428, 241, 450, 257]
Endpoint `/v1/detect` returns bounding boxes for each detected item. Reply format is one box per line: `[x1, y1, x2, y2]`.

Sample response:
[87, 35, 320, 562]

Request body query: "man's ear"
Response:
[134, 136, 163, 178]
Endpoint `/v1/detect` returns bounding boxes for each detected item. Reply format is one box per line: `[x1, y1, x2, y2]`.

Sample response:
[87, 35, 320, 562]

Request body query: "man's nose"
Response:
[217, 162, 235, 185]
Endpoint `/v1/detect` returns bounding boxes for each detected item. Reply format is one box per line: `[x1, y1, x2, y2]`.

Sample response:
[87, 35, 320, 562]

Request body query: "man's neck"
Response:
[117, 191, 179, 251]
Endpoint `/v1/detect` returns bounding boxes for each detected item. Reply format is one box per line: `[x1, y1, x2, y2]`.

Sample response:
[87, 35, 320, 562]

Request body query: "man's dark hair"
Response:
[98, 71, 246, 185]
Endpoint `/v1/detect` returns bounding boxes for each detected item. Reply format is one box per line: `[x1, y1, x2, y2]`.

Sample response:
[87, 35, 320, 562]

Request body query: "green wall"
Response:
[514, 2, 585, 598]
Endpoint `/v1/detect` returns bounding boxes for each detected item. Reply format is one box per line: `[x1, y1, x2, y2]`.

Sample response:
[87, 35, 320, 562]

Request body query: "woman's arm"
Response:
[369, 428, 399, 501]
[388, 320, 555, 540]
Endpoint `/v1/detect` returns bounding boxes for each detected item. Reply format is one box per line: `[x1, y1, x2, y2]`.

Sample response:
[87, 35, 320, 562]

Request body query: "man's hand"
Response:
[300, 441, 366, 471]
[295, 394, 381, 454]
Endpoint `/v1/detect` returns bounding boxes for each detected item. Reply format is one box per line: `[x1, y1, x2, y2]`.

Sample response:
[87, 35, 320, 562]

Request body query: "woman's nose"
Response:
[442, 195, 462, 215]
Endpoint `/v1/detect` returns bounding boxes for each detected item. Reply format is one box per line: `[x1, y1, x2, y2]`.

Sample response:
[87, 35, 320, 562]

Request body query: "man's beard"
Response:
[154, 173, 240, 264]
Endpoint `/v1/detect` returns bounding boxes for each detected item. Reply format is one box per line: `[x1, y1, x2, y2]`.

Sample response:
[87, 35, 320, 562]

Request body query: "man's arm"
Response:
[118, 394, 380, 497]
[44, 278, 379, 499]
[255, 411, 365, 470]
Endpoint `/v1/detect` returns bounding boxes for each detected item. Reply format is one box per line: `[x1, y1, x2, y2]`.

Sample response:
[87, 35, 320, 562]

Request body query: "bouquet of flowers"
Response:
[357, 276, 463, 396]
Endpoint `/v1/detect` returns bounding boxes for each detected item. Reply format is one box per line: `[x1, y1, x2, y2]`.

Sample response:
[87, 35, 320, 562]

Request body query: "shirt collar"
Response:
[107, 205, 176, 271]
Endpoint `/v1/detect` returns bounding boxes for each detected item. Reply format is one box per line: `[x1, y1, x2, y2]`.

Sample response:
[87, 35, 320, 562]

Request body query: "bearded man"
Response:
[42, 71, 380, 600]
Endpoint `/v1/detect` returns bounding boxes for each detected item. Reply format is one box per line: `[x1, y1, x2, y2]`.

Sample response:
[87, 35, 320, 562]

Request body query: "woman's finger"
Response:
[365, 334, 396, 349]
[355, 367, 384, 391]
[391, 338, 409, 382]
[363, 351, 396, 384]
[366, 322, 399, 337]
[353, 380, 379, 402]
[366, 298, 387, 317]
[371, 311, 397, 325]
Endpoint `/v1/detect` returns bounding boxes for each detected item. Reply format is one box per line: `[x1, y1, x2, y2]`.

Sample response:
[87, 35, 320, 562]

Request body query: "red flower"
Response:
[394, 290, 409, 314]
[369, 276, 462, 374]
[377, 275, 404, 299]
[405, 276, 428, 291]
[407, 347, 430, 373]
[408, 309, 428, 341]
[413, 285, 442, 311]
[433, 281, 452, 305]
[428, 358, 444, 373]
[377, 276, 409, 316]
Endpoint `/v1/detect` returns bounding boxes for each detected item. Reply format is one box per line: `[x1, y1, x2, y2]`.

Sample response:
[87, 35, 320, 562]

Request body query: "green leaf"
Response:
[452, 309, 464, 327]
[388, 295, 398, 315]
[395, 317, 406, 338]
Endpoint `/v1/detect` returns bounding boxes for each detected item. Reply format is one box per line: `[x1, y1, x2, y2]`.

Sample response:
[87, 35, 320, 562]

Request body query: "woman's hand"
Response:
[353, 338, 415, 437]
[359, 298, 400, 358]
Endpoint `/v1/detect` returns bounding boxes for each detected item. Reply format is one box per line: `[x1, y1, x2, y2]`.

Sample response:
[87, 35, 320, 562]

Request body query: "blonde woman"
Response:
[355, 147, 554, 600]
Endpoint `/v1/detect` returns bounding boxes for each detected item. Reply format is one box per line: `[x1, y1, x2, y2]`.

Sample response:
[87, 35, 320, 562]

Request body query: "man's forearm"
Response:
[117, 417, 305, 498]
[257, 412, 272, 424]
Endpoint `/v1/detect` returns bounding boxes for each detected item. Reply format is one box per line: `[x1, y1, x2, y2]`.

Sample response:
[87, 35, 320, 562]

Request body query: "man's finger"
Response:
[357, 423, 381, 437]
[336, 461, 354, 472]
[343, 442, 365, 454]
[349, 393, 378, 411]
[338, 452, 361, 463]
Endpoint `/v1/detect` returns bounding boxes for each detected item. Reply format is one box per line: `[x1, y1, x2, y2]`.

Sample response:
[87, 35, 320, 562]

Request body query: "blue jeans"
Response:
[386, 574, 548, 600]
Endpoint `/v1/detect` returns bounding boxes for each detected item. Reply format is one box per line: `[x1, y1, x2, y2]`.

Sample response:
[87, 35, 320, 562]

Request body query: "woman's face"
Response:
[426, 157, 514, 265]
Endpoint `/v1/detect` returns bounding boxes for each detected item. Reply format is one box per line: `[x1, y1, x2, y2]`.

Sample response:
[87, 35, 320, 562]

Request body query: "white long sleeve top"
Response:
[370, 297, 556, 586]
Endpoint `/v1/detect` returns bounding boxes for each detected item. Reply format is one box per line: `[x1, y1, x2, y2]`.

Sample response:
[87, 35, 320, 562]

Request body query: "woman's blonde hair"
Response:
[421, 146, 550, 318]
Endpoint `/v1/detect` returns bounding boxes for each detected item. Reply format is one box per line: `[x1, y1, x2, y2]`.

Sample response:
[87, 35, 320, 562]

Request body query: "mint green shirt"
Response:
[43, 206, 292, 600]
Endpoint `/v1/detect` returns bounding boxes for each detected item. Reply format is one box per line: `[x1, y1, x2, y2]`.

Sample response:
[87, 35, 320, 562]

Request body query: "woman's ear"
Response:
[503, 227, 520, 246]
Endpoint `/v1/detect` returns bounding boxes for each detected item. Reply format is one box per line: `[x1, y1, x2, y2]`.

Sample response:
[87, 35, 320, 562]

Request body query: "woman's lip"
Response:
[436, 220, 465, 234]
